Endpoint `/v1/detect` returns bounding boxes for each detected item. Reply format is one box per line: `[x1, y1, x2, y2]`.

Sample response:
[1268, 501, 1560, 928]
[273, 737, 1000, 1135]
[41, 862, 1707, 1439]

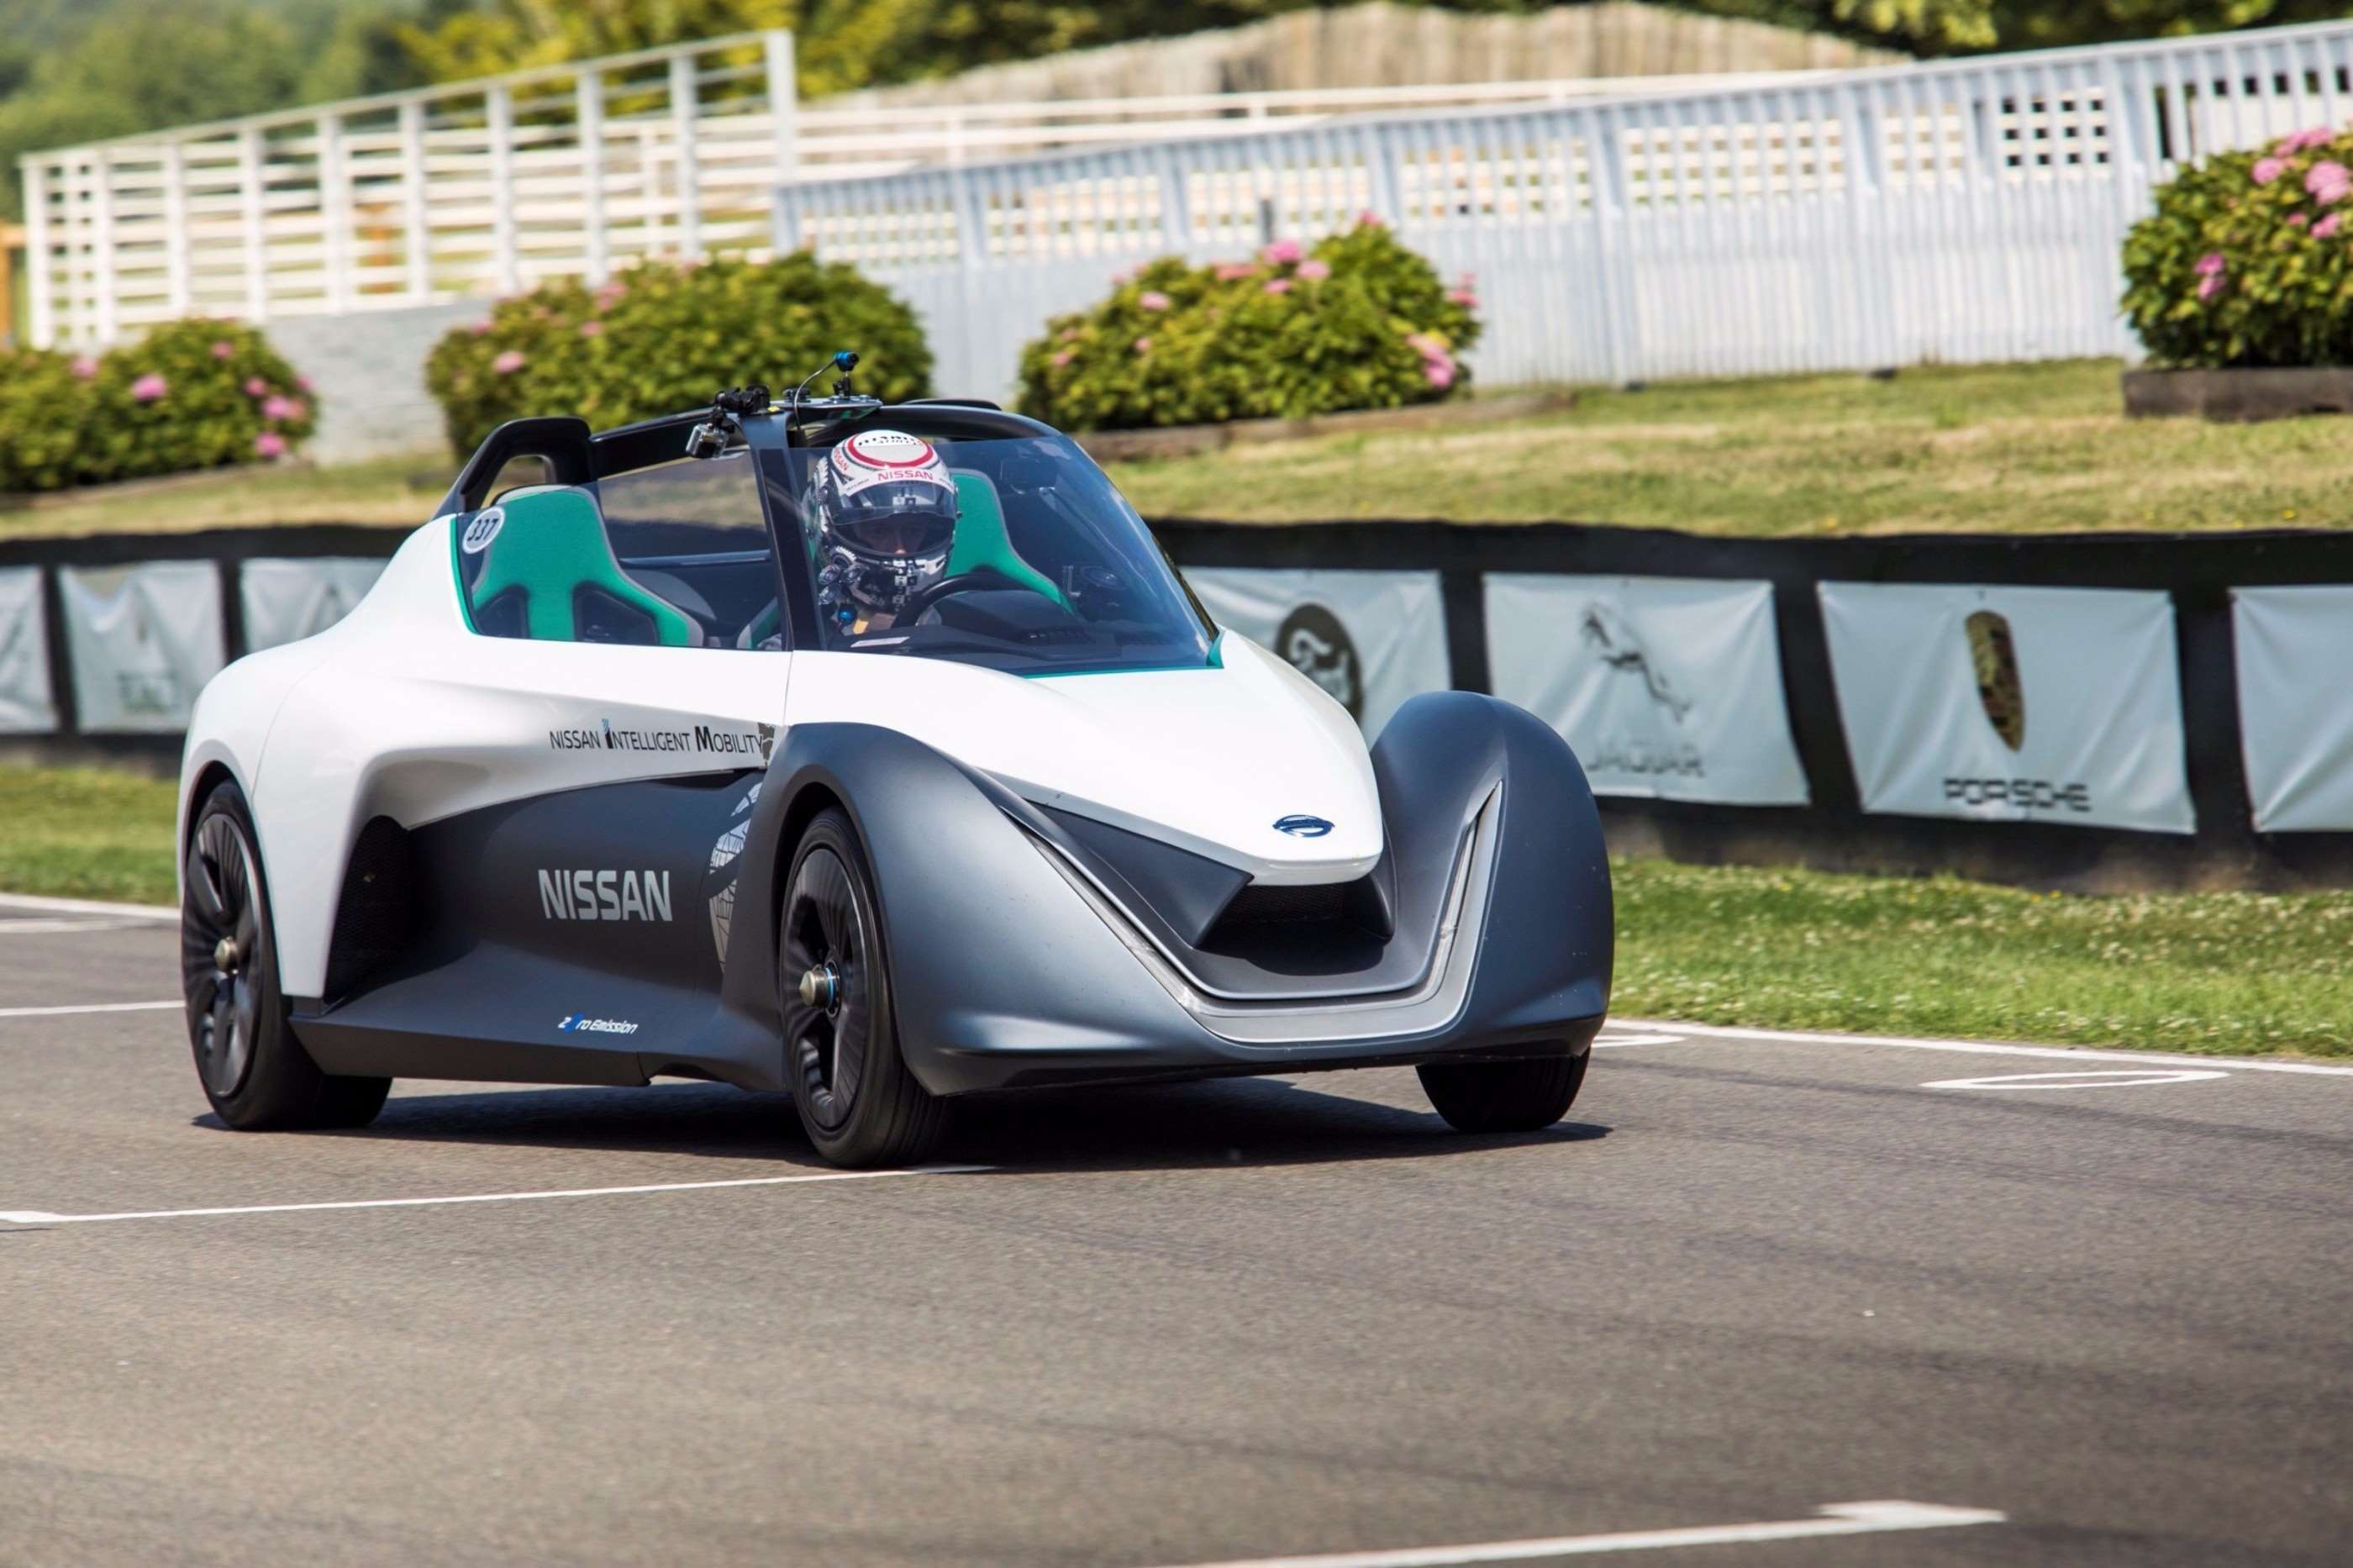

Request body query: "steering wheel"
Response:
[898, 566, 1024, 623]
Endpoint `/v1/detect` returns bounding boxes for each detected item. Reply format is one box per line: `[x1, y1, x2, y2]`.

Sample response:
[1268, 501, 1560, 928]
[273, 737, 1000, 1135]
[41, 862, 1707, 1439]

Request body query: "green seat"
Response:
[949, 471, 1067, 608]
[468, 489, 698, 646]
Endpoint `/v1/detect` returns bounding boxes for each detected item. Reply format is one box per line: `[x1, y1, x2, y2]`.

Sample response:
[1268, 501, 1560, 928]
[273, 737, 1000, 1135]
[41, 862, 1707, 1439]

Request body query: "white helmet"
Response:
[813, 429, 961, 625]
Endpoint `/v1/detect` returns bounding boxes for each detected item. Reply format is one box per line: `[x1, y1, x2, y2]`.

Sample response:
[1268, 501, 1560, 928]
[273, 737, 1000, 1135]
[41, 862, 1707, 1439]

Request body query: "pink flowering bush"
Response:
[424, 254, 931, 457]
[1016, 218, 1481, 430]
[2122, 125, 2353, 368]
[0, 318, 317, 491]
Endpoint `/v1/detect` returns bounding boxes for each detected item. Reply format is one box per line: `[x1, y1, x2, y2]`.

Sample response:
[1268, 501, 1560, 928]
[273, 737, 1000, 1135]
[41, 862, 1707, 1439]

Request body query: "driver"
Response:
[811, 429, 961, 633]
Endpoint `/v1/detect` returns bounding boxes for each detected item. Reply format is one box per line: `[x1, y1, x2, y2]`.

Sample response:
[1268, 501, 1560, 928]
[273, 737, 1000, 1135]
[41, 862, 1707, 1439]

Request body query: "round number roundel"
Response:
[460, 507, 505, 555]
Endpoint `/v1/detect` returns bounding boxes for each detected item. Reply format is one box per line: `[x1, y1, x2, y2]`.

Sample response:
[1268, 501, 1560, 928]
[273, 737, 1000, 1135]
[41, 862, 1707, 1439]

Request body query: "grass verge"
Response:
[1615, 858, 2353, 1059]
[0, 765, 2340, 1057]
[0, 765, 180, 906]
[7, 360, 2351, 539]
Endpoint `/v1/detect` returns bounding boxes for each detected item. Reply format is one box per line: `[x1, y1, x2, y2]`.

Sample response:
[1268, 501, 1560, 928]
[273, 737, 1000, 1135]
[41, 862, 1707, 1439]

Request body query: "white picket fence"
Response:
[14, 25, 1810, 352]
[775, 22, 2353, 396]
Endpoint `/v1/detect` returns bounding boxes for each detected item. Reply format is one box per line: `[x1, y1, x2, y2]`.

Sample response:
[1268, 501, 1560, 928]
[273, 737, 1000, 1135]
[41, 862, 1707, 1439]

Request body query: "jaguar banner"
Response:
[0, 567, 57, 734]
[2233, 585, 2353, 833]
[1483, 574, 1808, 806]
[59, 562, 227, 734]
[240, 557, 388, 652]
[1818, 581, 2193, 834]
[1182, 568, 1450, 737]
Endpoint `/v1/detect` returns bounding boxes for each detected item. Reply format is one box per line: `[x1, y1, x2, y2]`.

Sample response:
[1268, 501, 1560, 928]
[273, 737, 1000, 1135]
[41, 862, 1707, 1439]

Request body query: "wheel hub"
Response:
[213, 935, 242, 975]
[797, 962, 840, 1013]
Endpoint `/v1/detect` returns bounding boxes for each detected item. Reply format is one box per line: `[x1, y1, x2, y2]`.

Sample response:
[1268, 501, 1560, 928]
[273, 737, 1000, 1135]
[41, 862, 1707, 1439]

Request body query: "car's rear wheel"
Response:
[779, 808, 945, 1167]
[181, 781, 390, 1131]
[1418, 1051, 1587, 1134]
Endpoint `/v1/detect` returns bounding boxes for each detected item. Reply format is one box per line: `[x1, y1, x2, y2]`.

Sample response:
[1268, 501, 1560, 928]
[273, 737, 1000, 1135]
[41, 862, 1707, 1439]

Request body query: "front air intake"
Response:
[1213, 880, 1351, 928]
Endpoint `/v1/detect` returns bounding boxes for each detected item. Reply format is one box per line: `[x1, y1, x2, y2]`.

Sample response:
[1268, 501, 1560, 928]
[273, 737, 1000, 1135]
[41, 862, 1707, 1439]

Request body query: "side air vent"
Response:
[322, 817, 418, 1001]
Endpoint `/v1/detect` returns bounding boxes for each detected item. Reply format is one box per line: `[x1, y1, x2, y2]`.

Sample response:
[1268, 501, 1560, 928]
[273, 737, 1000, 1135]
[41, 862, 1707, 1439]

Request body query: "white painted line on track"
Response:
[1592, 1033, 1682, 1049]
[1924, 1069, 2229, 1092]
[0, 1164, 992, 1226]
[0, 918, 159, 935]
[1615, 1018, 2353, 1078]
[0, 1000, 182, 1020]
[1141, 1500, 2006, 1567]
[0, 891, 175, 920]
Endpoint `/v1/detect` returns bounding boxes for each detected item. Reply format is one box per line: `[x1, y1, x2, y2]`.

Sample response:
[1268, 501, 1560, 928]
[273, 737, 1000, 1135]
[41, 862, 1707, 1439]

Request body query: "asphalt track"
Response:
[3, 899, 2350, 1566]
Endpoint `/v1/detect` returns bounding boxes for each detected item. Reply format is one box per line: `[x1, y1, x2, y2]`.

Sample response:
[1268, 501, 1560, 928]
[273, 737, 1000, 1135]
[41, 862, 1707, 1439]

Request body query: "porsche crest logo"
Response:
[1965, 609, 2025, 752]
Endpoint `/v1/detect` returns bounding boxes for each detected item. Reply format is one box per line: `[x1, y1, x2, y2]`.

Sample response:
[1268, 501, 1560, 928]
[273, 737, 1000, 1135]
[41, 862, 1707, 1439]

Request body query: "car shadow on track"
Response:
[250, 1074, 1608, 1173]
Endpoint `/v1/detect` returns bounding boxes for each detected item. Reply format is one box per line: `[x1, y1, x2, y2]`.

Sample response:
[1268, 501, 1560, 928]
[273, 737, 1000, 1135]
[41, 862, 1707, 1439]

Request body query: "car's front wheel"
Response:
[779, 808, 946, 1167]
[1418, 1051, 1587, 1134]
[181, 781, 390, 1130]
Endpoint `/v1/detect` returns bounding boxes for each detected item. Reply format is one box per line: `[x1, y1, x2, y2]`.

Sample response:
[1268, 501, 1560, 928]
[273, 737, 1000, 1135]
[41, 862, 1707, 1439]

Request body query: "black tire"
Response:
[778, 808, 945, 1167]
[1418, 1050, 1588, 1134]
[181, 781, 391, 1131]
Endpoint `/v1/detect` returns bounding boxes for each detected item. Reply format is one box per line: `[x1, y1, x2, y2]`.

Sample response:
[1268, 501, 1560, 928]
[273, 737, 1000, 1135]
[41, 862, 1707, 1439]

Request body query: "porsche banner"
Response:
[0, 568, 57, 734]
[1183, 567, 1450, 737]
[241, 556, 388, 652]
[59, 562, 227, 734]
[1818, 581, 2193, 834]
[1483, 574, 1808, 806]
[2233, 586, 2353, 832]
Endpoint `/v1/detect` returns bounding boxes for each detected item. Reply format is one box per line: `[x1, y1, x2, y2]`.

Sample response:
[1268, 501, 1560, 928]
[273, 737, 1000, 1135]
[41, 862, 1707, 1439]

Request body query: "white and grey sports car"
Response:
[176, 377, 1614, 1166]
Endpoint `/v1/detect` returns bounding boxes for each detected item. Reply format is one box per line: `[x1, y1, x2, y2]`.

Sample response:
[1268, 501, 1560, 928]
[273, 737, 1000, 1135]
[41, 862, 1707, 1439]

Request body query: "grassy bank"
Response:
[2, 764, 2342, 1057]
[1107, 358, 2350, 534]
[0, 454, 445, 540]
[8, 360, 2351, 539]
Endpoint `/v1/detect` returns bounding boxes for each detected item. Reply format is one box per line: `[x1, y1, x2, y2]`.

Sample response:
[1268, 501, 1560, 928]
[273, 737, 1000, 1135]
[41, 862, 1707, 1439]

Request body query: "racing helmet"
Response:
[813, 429, 961, 624]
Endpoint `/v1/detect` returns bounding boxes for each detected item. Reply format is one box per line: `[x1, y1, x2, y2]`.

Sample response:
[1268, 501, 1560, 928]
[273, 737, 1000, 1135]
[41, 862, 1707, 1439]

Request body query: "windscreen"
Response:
[791, 430, 1217, 676]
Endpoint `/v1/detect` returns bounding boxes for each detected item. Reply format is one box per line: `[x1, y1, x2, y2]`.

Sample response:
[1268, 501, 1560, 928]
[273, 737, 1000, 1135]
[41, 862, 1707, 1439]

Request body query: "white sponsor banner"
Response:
[240, 556, 387, 652]
[1185, 567, 1450, 736]
[1819, 581, 2192, 834]
[60, 562, 226, 734]
[0, 567, 57, 734]
[1484, 574, 1808, 806]
[2232, 585, 2353, 833]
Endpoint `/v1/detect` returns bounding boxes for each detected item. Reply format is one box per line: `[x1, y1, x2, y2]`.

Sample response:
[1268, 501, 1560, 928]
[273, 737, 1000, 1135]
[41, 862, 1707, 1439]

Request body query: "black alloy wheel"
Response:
[778, 808, 945, 1166]
[180, 781, 390, 1131]
[183, 808, 265, 1102]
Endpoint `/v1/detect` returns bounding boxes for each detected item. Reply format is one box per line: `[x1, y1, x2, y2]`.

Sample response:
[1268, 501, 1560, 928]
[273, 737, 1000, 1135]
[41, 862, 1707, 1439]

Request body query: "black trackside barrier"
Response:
[8, 520, 2353, 889]
[0, 525, 408, 765]
[1150, 519, 2353, 892]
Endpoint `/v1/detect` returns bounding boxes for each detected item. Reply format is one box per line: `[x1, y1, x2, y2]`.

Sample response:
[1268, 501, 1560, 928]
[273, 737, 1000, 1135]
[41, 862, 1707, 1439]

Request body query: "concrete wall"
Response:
[265, 300, 481, 464]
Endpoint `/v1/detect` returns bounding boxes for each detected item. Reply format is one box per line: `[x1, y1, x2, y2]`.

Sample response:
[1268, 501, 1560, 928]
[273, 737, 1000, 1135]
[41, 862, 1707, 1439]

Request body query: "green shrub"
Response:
[424, 254, 934, 457]
[1015, 217, 1482, 431]
[0, 319, 314, 492]
[2122, 125, 2353, 369]
[0, 347, 96, 492]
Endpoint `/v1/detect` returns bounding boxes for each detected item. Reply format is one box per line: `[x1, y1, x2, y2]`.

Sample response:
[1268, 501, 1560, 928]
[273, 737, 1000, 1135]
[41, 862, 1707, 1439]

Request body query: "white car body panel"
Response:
[188, 516, 1384, 995]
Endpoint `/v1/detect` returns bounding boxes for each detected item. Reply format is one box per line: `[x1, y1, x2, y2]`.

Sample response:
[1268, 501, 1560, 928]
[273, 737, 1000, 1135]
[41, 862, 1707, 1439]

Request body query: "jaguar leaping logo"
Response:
[1579, 603, 1691, 723]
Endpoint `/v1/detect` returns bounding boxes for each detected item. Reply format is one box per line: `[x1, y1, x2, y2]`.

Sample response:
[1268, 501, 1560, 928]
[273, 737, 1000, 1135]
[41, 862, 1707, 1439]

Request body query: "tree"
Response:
[0, 3, 307, 218]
